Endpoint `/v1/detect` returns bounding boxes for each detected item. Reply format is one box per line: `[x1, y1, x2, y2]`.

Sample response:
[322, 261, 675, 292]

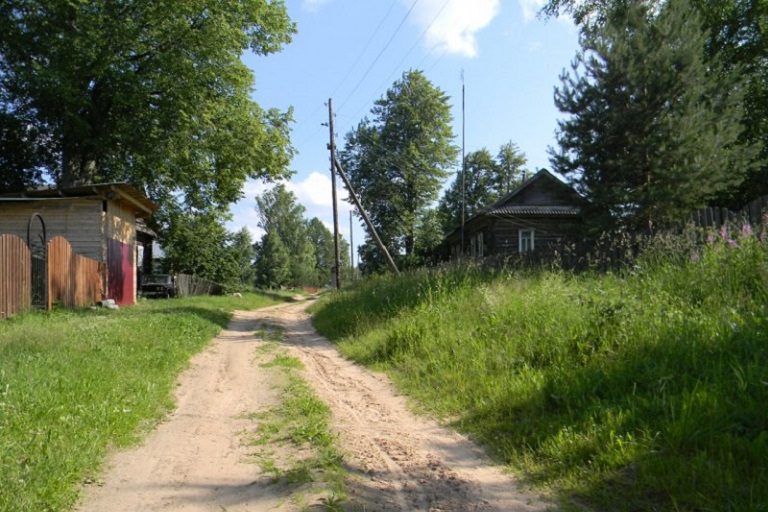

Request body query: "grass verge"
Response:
[0, 291, 287, 512]
[309, 231, 768, 511]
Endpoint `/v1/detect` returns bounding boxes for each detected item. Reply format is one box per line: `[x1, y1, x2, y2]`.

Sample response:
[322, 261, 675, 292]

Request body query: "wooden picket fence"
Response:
[0, 234, 31, 319]
[47, 236, 104, 309]
[0, 235, 104, 319]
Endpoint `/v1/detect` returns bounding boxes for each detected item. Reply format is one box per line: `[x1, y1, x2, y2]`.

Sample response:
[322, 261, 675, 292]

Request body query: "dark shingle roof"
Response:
[488, 205, 581, 216]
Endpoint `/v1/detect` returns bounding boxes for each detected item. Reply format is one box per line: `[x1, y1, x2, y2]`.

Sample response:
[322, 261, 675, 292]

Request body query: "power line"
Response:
[328, 0, 399, 101]
[337, 0, 421, 113]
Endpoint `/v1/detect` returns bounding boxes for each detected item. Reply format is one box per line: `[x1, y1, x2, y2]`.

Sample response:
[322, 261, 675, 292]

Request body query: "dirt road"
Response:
[76, 300, 551, 511]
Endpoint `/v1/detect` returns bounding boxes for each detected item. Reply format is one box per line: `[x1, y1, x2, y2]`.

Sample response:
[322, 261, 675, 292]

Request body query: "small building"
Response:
[446, 169, 585, 260]
[0, 183, 157, 306]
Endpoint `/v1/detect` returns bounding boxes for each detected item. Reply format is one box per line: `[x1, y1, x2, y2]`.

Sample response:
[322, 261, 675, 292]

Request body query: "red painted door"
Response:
[107, 238, 134, 305]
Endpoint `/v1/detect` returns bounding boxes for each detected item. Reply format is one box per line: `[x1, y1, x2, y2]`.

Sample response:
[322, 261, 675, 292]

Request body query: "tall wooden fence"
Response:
[0, 234, 31, 319]
[48, 236, 104, 309]
[691, 195, 768, 230]
[0, 235, 104, 318]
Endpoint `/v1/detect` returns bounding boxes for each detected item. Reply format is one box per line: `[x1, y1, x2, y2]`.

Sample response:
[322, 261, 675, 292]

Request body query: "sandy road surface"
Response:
[76, 300, 552, 512]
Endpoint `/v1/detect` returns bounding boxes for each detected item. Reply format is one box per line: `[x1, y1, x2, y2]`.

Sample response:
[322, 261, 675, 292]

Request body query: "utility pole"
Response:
[328, 99, 341, 290]
[349, 210, 355, 283]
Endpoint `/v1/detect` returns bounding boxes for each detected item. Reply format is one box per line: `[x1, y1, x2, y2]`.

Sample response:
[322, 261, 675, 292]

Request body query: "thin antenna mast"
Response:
[460, 70, 466, 258]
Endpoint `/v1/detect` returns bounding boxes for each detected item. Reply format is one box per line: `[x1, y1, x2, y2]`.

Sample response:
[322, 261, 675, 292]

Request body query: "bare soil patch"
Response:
[76, 300, 553, 511]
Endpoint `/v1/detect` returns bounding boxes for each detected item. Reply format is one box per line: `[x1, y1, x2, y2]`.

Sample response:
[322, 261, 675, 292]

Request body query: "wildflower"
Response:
[706, 234, 715, 244]
[720, 225, 728, 240]
[741, 224, 752, 236]
[728, 239, 738, 248]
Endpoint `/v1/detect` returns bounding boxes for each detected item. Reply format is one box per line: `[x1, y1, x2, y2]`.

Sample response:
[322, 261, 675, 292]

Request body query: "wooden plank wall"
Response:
[0, 199, 104, 261]
[0, 234, 31, 319]
[48, 236, 104, 309]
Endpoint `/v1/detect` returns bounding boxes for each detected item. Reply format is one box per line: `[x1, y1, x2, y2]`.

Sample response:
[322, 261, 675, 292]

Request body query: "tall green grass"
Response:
[0, 292, 286, 512]
[310, 230, 768, 511]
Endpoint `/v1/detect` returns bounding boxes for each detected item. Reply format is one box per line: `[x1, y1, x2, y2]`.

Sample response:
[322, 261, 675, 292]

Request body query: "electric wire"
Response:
[336, 0, 421, 113]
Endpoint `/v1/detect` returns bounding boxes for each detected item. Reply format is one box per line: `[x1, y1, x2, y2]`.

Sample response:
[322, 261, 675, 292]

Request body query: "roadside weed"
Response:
[311, 234, 768, 511]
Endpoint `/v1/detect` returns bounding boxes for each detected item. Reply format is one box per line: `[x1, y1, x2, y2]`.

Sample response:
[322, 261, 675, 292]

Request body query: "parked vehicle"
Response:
[140, 274, 178, 298]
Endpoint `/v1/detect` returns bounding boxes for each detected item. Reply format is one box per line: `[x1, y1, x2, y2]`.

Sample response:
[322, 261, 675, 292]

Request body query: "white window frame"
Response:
[519, 229, 535, 253]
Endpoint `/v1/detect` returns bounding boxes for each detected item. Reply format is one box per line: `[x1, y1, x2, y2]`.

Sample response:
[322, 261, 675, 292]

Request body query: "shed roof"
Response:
[0, 183, 157, 218]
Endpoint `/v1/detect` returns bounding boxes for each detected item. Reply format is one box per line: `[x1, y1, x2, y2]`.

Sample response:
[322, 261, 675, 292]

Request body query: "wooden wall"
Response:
[0, 199, 104, 261]
[489, 218, 581, 256]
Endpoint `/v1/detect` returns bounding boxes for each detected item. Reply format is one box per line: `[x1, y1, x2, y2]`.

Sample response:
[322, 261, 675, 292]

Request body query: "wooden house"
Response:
[0, 183, 157, 306]
[446, 169, 585, 260]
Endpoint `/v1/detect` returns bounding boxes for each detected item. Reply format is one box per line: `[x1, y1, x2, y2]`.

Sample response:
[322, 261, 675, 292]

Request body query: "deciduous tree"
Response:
[255, 184, 315, 285]
[0, 0, 295, 210]
[340, 70, 458, 273]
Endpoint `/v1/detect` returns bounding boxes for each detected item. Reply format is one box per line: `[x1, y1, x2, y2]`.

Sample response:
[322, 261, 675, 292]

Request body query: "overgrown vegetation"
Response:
[0, 292, 286, 512]
[310, 227, 768, 511]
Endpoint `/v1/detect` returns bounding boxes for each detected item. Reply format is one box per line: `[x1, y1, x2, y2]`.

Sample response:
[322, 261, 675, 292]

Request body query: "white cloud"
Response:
[518, 0, 546, 23]
[227, 172, 353, 242]
[406, 0, 500, 57]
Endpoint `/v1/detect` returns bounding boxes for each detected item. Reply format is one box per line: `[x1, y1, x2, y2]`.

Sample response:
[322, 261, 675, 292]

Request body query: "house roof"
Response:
[488, 205, 581, 217]
[444, 169, 584, 241]
[486, 168, 582, 210]
[0, 182, 157, 218]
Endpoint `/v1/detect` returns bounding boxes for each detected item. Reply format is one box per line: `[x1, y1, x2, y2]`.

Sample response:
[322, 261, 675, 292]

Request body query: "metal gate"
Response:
[27, 213, 47, 309]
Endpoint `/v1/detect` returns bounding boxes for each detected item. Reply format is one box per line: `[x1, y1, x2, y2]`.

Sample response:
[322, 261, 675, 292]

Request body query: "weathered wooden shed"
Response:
[446, 169, 585, 260]
[0, 183, 157, 306]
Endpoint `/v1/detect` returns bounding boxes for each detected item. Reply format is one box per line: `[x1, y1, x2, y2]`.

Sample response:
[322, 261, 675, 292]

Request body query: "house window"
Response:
[519, 229, 534, 253]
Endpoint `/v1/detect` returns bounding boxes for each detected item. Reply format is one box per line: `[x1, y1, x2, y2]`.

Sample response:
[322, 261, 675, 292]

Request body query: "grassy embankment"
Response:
[0, 291, 291, 512]
[310, 229, 768, 511]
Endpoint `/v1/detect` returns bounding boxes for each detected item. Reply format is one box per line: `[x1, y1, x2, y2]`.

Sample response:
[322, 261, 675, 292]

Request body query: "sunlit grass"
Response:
[311, 231, 768, 511]
[0, 291, 284, 512]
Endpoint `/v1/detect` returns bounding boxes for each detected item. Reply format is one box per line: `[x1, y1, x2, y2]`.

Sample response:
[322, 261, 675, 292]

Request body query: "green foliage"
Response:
[255, 229, 291, 289]
[438, 143, 528, 233]
[307, 217, 350, 286]
[340, 70, 458, 271]
[552, 0, 760, 233]
[0, 0, 295, 211]
[255, 184, 316, 286]
[0, 291, 283, 511]
[544, 0, 768, 210]
[310, 232, 768, 511]
[157, 208, 244, 288]
[229, 227, 256, 289]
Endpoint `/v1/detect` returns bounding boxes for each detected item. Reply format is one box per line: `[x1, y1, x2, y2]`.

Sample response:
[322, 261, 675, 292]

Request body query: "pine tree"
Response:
[551, 0, 759, 232]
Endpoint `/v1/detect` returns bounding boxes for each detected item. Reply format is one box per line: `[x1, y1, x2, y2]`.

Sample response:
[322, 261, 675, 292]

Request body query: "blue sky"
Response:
[230, 0, 579, 260]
